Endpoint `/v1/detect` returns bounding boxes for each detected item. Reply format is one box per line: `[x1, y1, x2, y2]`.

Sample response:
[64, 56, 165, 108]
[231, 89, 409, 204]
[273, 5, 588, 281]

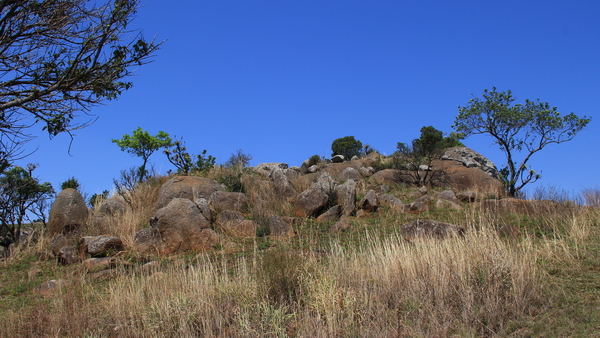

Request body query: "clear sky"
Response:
[14, 0, 600, 200]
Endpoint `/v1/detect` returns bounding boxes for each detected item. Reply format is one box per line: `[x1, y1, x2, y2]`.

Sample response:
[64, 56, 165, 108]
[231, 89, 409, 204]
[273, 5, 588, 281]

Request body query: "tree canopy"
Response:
[331, 136, 362, 159]
[112, 127, 171, 182]
[454, 88, 591, 196]
[0, 0, 161, 171]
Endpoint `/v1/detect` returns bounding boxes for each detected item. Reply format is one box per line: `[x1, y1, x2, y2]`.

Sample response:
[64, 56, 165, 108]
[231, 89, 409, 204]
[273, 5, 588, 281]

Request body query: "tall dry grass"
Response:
[3, 223, 551, 337]
[2, 171, 598, 337]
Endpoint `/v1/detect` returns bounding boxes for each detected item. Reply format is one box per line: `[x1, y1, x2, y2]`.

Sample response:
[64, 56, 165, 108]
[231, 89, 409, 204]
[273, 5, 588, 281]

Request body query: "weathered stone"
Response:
[47, 189, 89, 236]
[57, 245, 79, 265]
[294, 185, 329, 218]
[78, 235, 123, 257]
[434, 199, 463, 210]
[193, 198, 212, 223]
[255, 162, 289, 175]
[155, 176, 222, 210]
[216, 210, 257, 237]
[335, 179, 356, 216]
[456, 191, 476, 203]
[134, 198, 217, 255]
[33, 279, 70, 298]
[83, 257, 131, 272]
[370, 169, 402, 185]
[378, 194, 406, 212]
[416, 194, 436, 204]
[331, 155, 345, 163]
[269, 215, 294, 237]
[316, 205, 342, 222]
[329, 215, 351, 233]
[308, 165, 318, 173]
[359, 167, 374, 177]
[93, 197, 130, 229]
[408, 191, 423, 198]
[401, 220, 465, 241]
[437, 190, 459, 204]
[407, 201, 428, 214]
[359, 190, 378, 212]
[442, 147, 499, 178]
[210, 191, 247, 213]
[51, 234, 72, 255]
[341, 167, 362, 180]
[418, 186, 428, 195]
[433, 159, 505, 196]
[272, 168, 297, 200]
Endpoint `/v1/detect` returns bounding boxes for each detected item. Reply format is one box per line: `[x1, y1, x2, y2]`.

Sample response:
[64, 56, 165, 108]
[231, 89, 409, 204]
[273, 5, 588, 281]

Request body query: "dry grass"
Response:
[1, 172, 599, 337]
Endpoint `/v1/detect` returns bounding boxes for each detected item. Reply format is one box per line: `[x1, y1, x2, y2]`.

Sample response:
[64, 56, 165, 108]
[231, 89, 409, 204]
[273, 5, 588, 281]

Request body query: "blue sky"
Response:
[14, 0, 600, 199]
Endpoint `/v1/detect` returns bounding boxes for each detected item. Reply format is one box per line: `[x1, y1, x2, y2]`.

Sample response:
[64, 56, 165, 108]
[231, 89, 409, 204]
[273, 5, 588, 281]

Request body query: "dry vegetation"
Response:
[1, 168, 599, 337]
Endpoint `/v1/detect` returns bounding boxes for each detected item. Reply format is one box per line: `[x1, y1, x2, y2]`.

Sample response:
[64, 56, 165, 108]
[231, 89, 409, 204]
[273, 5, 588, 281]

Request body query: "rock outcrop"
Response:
[134, 198, 217, 255]
[155, 176, 222, 210]
[47, 189, 89, 237]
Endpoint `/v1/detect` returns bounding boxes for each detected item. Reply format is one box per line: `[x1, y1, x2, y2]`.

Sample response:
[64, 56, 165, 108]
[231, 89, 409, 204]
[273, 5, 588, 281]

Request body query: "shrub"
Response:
[60, 176, 81, 191]
[331, 136, 362, 159]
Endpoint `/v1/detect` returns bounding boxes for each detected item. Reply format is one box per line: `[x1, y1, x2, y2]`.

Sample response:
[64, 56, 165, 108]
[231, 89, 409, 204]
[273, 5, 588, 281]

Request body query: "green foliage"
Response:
[0, 165, 54, 246]
[60, 176, 81, 191]
[307, 154, 322, 167]
[112, 127, 172, 182]
[164, 138, 215, 174]
[0, 0, 161, 171]
[394, 126, 462, 186]
[331, 136, 363, 159]
[454, 88, 591, 196]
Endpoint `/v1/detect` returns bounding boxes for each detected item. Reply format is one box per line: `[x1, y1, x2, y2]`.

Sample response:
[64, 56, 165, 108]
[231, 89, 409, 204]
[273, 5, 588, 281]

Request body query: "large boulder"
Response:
[155, 176, 222, 210]
[209, 191, 247, 213]
[93, 197, 130, 229]
[433, 159, 505, 196]
[47, 189, 89, 237]
[134, 198, 217, 255]
[255, 162, 289, 175]
[269, 215, 294, 238]
[442, 147, 499, 178]
[78, 235, 124, 257]
[401, 220, 465, 241]
[341, 167, 362, 180]
[370, 169, 402, 185]
[293, 173, 335, 218]
[359, 189, 379, 213]
[271, 168, 297, 201]
[216, 210, 257, 237]
[335, 179, 356, 216]
[378, 194, 406, 212]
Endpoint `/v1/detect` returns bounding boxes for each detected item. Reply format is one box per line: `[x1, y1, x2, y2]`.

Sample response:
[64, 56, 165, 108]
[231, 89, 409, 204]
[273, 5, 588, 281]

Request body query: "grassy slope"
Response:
[1, 175, 599, 337]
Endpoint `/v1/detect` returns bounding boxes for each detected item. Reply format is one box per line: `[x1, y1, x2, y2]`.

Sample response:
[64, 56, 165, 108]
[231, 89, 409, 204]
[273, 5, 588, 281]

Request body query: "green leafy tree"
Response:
[331, 136, 363, 159]
[0, 164, 54, 246]
[0, 0, 161, 172]
[454, 88, 591, 196]
[395, 126, 463, 186]
[60, 176, 81, 191]
[112, 127, 172, 182]
[164, 138, 216, 174]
